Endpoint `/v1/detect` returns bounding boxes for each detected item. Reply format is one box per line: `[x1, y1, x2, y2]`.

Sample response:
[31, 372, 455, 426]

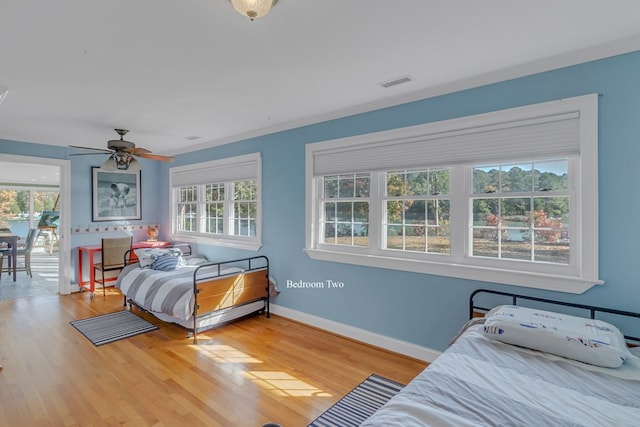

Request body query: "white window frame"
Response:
[305, 94, 601, 294]
[169, 153, 262, 251]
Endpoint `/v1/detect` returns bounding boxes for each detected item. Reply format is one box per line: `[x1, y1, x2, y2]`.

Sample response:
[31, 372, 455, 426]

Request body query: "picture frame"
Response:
[92, 167, 142, 221]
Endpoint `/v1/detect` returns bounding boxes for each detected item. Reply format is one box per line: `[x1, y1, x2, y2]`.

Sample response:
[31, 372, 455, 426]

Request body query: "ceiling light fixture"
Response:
[100, 152, 141, 172]
[229, 0, 279, 21]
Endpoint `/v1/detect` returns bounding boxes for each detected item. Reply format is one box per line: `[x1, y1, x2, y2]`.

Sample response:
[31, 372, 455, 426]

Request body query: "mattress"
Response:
[116, 263, 241, 321]
[153, 299, 265, 331]
[362, 324, 640, 426]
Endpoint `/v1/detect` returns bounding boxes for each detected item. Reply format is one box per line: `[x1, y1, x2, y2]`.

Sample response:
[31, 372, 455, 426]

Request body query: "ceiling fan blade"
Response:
[136, 152, 175, 162]
[69, 131, 173, 164]
[68, 152, 110, 156]
[69, 145, 112, 153]
[126, 147, 151, 155]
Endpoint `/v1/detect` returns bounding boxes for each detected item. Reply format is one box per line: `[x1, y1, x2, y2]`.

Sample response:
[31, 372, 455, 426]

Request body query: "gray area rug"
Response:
[308, 374, 405, 427]
[70, 310, 158, 346]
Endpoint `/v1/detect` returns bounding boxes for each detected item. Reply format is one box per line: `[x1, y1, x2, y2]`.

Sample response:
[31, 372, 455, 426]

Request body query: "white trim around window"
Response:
[169, 153, 262, 251]
[305, 94, 602, 294]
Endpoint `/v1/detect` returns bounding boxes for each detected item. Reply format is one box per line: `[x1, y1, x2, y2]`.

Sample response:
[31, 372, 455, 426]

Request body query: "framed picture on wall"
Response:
[92, 167, 142, 221]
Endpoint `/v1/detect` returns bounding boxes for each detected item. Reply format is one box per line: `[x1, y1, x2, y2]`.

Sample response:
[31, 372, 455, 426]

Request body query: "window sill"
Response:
[171, 233, 262, 251]
[304, 248, 603, 294]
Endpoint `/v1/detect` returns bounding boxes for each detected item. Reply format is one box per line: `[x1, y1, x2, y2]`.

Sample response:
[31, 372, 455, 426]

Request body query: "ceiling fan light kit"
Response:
[101, 153, 141, 172]
[230, 0, 278, 21]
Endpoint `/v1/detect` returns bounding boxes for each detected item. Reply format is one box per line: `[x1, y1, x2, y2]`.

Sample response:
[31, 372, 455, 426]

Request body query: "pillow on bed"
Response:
[134, 248, 162, 268]
[483, 305, 634, 368]
[150, 252, 181, 271]
[134, 247, 184, 270]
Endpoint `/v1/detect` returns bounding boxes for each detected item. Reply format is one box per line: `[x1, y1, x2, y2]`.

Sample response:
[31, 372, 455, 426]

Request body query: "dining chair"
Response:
[0, 228, 11, 251]
[0, 228, 38, 278]
[93, 236, 133, 296]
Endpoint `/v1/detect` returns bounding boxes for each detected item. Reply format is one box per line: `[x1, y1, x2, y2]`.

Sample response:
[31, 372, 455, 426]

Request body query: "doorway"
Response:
[0, 154, 71, 297]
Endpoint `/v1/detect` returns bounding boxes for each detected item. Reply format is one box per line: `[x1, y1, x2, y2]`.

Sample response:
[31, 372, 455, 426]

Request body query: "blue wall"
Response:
[159, 50, 640, 351]
[68, 155, 164, 237]
[3, 50, 640, 351]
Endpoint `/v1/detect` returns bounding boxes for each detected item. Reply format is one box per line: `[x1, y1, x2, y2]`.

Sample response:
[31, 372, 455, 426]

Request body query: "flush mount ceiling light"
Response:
[229, 0, 279, 21]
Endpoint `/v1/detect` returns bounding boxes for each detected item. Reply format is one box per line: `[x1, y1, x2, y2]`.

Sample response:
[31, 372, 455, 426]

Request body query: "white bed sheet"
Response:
[362, 325, 640, 426]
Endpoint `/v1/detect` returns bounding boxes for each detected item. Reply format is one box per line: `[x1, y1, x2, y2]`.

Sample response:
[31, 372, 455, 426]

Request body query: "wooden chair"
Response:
[0, 228, 38, 278]
[94, 236, 133, 296]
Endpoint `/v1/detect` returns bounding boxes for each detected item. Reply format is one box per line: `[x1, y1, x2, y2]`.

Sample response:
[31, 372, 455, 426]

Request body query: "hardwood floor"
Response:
[0, 290, 427, 426]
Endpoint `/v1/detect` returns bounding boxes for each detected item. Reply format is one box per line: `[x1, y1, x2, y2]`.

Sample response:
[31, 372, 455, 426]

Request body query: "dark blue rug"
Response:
[308, 374, 404, 427]
[70, 310, 158, 346]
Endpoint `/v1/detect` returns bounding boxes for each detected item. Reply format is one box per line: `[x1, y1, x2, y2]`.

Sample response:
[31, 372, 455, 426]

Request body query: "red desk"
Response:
[77, 240, 170, 293]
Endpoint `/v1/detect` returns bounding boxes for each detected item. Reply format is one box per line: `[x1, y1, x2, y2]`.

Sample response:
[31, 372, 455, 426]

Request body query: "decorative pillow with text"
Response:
[134, 247, 183, 270]
[483, 305, 635, 368]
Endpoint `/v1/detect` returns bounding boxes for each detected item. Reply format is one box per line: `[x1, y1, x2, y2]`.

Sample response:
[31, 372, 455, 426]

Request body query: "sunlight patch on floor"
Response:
[244, 371, 332, 397]
[194, 343, 263, 364]
[191, 341, 330, 398]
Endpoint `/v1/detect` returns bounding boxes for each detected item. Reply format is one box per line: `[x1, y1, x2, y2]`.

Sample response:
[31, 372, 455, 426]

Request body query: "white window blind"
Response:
[170, 152, 262, 251]
[313, 112, 579, 175]
[171, 153, 259, 186]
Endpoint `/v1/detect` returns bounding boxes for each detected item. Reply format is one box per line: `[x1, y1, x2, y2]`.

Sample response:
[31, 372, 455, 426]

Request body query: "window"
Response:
[471, 160, 570, 264]
[233, 180, 258, 237]
[177, 185, 198, 232]
[204, 183, 224, 234]
[384, 169, 450, 254]
[170, 153, 261, 250]
[321, 174, 370, 247]
[305, 94, 601, 293]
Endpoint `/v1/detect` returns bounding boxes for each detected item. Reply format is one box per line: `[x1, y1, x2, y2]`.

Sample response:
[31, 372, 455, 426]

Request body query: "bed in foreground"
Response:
[362, 289, 640, 426]
[116, 247, 271, 343]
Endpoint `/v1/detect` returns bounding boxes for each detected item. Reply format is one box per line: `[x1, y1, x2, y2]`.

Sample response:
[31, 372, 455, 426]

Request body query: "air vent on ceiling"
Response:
[378, 75, 414, 88]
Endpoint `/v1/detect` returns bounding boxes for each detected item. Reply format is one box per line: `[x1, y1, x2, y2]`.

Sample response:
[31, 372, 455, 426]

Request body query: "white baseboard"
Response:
[269, 303, 441, 363]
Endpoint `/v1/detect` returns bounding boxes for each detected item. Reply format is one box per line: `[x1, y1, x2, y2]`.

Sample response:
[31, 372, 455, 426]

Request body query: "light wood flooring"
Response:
[0, 290, 428, 426]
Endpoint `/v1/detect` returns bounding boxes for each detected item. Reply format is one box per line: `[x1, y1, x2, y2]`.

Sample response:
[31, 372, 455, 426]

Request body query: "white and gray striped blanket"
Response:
[362, 324, 640, 426]
[116, 264, 239, 321]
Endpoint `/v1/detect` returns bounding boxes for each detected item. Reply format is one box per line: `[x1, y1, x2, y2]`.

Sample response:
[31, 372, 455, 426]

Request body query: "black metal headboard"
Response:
[470, 288, 640, 343]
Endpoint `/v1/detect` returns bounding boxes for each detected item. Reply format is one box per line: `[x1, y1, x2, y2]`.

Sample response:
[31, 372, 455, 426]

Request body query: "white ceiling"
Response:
[2, 0, 640, 160]
[0, 162, 60, 186]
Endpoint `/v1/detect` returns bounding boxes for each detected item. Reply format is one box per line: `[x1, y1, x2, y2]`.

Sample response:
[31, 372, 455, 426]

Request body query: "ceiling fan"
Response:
[69, 129, 174, 171]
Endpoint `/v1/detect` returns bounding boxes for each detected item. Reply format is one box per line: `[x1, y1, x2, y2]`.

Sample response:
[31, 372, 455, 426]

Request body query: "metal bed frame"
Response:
[120, 245, 270, 343]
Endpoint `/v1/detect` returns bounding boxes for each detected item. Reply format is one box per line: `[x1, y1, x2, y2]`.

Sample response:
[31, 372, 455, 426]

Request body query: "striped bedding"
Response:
[116, 263, 239, 321]
[362, 324, 640, 426]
